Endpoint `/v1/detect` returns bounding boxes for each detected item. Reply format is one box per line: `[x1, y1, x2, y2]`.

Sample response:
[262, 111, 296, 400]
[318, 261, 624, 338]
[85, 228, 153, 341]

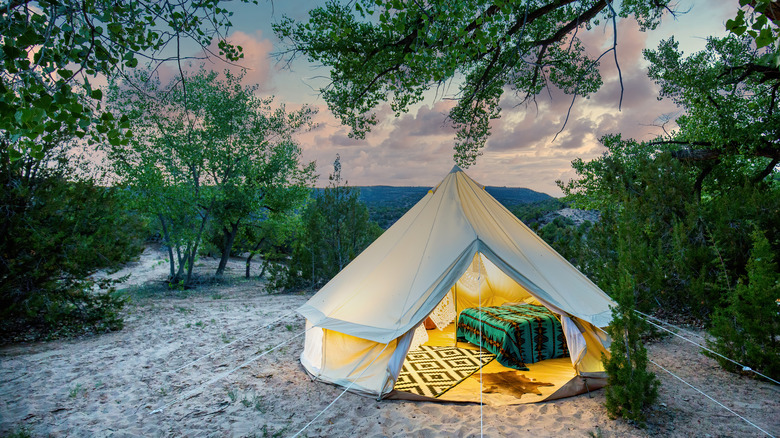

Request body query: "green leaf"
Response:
[9, 147, 23, 161]
[755, 29, 773, 48]
[33, 94, 54, 110]
[107, 22, 124, 35]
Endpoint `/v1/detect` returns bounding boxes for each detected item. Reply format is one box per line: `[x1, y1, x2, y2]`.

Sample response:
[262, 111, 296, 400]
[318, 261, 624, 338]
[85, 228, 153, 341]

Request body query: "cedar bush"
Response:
[0, 146, 145, 341]
[708, 230, 780, 381]
[601, 213, 660, 426]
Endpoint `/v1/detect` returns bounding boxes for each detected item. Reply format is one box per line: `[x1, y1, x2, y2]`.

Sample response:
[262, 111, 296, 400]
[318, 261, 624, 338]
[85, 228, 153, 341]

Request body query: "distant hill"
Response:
[351, 185, 551, 207]
[483, 186, 554, 206]
[310, 185, 553, 229]
[355, 186, 430, 209]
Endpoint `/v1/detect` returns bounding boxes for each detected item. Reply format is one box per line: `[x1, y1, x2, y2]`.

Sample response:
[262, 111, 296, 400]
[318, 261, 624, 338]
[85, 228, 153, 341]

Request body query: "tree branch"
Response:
[506, 0, 581, 37]
[753, 157, 779, 183]
[693, 160, 719, 202]
[529, 0, 607, 47]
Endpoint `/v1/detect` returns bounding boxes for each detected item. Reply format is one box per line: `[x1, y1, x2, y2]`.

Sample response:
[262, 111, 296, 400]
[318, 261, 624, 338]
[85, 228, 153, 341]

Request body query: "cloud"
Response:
[450, 17, 685, 195]
[392, 101, 456, 136]
[285, 7, 735, 196]
[201, 30, 275, 90]
[295, 103, 465, 186]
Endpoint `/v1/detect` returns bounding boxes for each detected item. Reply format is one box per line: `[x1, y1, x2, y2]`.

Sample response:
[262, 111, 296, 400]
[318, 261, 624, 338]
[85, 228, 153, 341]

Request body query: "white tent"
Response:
[298, 166, 614, 401]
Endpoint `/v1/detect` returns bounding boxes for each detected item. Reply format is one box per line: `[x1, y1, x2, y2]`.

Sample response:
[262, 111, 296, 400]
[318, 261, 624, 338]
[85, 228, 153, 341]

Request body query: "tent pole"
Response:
[453, 283, 458, 347]
[478, 257, 484, 437]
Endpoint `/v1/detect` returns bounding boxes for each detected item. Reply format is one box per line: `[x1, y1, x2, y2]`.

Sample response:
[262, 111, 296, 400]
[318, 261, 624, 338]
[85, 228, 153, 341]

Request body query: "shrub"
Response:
[602, 228, 660, 426]
[0, 147, 145, 341]
[708, 229, 780, 381]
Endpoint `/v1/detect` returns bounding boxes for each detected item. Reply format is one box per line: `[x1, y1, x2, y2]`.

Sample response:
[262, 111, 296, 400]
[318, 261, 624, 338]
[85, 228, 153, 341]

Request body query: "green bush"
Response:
[602, 221, 660, 426]
[708, 229, 780, 381]
[0, 147, 145, 341]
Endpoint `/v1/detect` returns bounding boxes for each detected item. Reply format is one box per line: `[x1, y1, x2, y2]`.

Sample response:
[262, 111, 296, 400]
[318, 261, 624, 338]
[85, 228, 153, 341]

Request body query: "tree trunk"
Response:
[184, 209, 211, 287]
[158, 214, 176, 281]
[693, 161, 719, 202]
[184, 248, 196, 287]
[245, 252, 254, 278]
[753, 157, 779, 184]
[216, 221, 240, 277]
[173, 244, 186, 285]
[245, 238, 264, 278]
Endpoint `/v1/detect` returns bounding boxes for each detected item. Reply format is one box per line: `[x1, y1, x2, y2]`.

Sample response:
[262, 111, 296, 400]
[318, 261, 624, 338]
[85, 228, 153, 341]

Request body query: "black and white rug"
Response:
[395, 345, 496, 398]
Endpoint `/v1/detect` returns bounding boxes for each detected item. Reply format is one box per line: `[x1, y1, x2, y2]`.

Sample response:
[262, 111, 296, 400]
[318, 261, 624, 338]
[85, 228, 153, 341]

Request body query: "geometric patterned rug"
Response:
[395, 345, 496, 398]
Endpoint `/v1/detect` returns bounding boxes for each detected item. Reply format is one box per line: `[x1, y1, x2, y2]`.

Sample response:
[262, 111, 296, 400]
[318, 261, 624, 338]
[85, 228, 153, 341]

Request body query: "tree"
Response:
[560, 132, 780, 318]
[644, 35, 780, 197]
[235, 209, 305, 279]
[0, 137, 146, 339]
[726, 0, 780, 67]
[211, 159, 315, 278]
[107, 68, 315, 287]
[709, 229, 780, 381]
[562, 135, 695, 309]
[560, 31, 780, 317]
[279, 155, 382, 290]
[1, 0, 254, 161]
[274, 0, 674, 165]
[602, 218, 660, 426]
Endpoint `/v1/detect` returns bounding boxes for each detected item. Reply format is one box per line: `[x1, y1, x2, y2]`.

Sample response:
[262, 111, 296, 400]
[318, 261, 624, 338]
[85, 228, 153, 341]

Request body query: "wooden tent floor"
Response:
[395, 324, 579, 405]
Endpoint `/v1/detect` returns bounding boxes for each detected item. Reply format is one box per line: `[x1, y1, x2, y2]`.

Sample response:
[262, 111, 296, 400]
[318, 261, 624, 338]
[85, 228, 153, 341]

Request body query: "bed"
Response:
[456, 304, 569, 371]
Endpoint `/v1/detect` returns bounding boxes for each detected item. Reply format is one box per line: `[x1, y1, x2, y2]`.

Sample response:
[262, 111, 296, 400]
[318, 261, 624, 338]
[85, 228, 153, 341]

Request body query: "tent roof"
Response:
[298, 167, 614, 344]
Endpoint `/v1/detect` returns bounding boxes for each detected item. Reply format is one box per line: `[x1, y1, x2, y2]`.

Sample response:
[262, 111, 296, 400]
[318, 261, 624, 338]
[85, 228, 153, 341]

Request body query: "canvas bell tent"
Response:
[298, 166, 615, 404]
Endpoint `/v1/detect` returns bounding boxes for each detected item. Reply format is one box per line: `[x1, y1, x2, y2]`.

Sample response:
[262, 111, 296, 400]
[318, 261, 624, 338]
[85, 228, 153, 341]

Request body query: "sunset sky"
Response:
[197, 1, 738, 196]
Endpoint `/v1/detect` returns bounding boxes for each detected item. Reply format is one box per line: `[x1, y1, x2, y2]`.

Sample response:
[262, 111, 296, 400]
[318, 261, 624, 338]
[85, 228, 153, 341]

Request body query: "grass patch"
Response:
[227, 388, 238, 403]
[4, 426, 32, 438]
[68, 384, 84, 398]
[116, 273, 267, 302]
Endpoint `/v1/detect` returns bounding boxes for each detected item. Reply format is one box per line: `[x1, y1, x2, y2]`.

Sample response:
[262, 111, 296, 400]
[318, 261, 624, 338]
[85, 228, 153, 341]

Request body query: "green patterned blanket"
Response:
[456, 304, 569, 371]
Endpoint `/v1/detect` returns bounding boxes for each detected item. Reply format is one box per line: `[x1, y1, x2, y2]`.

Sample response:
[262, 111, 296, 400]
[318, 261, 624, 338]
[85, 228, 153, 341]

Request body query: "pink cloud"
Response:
[200, 30, 275, 90]
[289, 8, 731, 196]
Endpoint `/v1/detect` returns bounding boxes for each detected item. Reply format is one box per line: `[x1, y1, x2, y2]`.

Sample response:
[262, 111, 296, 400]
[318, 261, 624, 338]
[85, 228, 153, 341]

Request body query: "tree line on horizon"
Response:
[2, 0, 778, 427]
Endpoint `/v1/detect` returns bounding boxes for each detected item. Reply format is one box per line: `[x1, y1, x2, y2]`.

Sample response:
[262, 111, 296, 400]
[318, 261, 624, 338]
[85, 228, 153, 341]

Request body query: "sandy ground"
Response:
[1, 247, 778, 437]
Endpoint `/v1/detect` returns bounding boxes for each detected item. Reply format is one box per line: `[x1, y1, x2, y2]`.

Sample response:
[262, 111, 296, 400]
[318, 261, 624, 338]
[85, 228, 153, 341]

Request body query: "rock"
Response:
[539, 208, 600, 227]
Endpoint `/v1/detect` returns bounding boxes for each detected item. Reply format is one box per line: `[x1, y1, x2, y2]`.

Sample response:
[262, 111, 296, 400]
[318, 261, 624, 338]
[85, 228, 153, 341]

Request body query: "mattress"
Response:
[456, 304, 569, 371]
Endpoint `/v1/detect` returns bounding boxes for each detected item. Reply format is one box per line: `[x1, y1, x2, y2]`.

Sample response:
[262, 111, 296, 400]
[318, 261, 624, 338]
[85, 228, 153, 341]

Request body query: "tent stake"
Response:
[584, 378, 592, 398]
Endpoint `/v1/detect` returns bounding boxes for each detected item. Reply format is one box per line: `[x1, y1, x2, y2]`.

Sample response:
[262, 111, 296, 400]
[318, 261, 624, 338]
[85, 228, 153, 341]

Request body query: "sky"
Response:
[196, 0, 739, 196]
